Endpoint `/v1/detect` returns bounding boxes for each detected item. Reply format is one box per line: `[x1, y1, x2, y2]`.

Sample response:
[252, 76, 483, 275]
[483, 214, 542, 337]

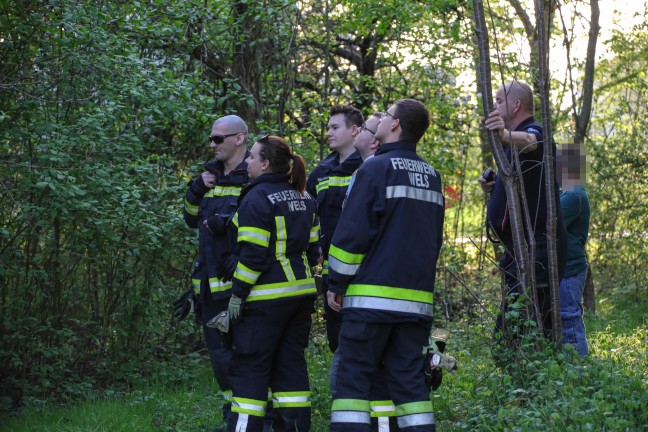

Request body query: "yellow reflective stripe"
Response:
[238, 226, 270, 247]
[396, 401, 435, 428]
[332, 398, 371, 412]
[370, 400, 396, 418]
[272, 391, 311, 408]
[329, 244, 365, 264]
[302, 253, 312, 278]
[328, 176, 352, 187]
[232, 212, 239, 228]
[275, 216, 296, 282]
[184, 199, 199, 216]
[346, 284, 433, 303]
[316, 178, 330, 194]
[234, 262, 261, 285]
[223, 389, 232, 401]
[204, 185, 242, 198]
[208, 277, 232, 293]
[322, 259, 329, 276]
[309, 224, 319, 243]
[232, 397, 266, 417]
[247, 278, 316, 302]
[192, 278, 201, 294]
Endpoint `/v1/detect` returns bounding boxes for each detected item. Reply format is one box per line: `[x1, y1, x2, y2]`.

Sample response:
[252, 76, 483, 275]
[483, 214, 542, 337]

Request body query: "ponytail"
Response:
[290, 154, 307, 193]
[257, 135, 306, 193]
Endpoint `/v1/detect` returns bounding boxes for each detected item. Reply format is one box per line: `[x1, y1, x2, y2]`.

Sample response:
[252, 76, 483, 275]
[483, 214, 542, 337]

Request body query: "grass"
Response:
[1, 290, 646, 432]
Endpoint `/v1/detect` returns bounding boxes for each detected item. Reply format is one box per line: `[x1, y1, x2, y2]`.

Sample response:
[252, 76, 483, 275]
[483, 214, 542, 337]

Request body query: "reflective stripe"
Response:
[234, 413, 250, 431]
[234, 262, 261, 285]
[272, 391, 311, 408]
[329, 255, 361, 276]
[247, 278, 316, 302]
[370, 400, 396, 417]
[238, 226, 271, 247]
[343, 296, 433, 316]
[204, 185, 242, 198]
[184, 199, 199, 216]
[329, 176, 352, 187]
[329, 244, 365, 265]
[275, 216, 296, 282]
[331, 411, 371, 424]
[232, 212, 239, 228]
[310, 224, 319, 243]
[397, 413, 435, 428]
[316, 178, 329, 194]
[208, 277, 232, 293]
[222, 389, 232, 401]
[385, 185, 444, 205]
[232, 397, 266, 417]
[192, 278, 201, 294]
[322, 259, 329, 276]
[346, 284, 433, 303]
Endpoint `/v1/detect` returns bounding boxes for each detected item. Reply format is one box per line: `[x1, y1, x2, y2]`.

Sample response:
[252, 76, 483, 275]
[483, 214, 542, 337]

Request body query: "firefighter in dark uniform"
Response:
[306, 105, 363, 353]
[328, 99, 444, 432]
[226, 135, 320, 432]
[177, 115, 249, 430]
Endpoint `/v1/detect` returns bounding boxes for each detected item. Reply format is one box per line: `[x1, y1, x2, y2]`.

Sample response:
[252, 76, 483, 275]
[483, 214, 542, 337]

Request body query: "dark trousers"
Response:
[322, 276, 342, 353]
[228, 296, 315, 432]
[331, 320, 435, 432]
[201, 296, 233, 423]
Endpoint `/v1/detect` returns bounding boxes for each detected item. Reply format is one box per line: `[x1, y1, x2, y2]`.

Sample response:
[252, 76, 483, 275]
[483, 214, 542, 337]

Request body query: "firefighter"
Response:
[175, 115, 249, 430]
[226, 135, 320, 432]
[328, 99, 444, 432]
[306, 105, 363, 353]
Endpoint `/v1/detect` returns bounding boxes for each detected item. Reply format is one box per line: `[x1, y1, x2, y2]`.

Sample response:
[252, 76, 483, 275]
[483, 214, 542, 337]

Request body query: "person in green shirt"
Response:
[558, 143, 590, 356]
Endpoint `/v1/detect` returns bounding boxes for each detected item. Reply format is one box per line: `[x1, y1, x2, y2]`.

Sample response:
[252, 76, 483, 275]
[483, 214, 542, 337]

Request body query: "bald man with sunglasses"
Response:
[178, 115, 252, 431]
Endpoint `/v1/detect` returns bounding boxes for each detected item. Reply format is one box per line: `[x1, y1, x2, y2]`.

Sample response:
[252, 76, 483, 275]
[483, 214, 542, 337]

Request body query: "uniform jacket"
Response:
[306, 151, 362, 274]
[327, 141, 445, 323]
[231, 173, 320, 303]
[183, 155, 249, 301]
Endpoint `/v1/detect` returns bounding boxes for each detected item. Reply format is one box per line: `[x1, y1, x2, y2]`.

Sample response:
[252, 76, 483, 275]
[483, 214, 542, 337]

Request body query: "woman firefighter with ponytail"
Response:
[225, 135, 320, 432]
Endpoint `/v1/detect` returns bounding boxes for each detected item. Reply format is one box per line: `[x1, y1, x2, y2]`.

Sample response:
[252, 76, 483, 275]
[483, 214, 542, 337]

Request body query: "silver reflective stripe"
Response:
[386, 186, 443, 205]
[274, 395, 310, 404]
[371, 404, 396, 413]
[248, 283, 314, 298]
[378, 417, 390, 432]
[331, 411, 371, 424]
[343, 296, 433, 316]
[209, 280, 232, 290]
[233, 401, 265, 413]
[397, 412, 435, 428]
[329, 255, 360, 276]
[235, 413, 250, 431]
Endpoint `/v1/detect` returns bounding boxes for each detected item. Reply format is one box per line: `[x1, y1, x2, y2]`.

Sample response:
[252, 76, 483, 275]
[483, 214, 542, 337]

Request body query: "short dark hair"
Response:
[329, 105, 364, 128]
[393, 99, 430, 143]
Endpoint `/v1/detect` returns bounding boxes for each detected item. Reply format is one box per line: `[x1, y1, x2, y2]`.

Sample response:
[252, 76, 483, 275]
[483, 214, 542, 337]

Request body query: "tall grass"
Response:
[1, 290, 646, 432]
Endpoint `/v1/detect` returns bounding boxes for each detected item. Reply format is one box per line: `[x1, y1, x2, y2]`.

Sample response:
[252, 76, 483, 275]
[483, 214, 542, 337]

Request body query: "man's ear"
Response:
[351, 124, 360, 137]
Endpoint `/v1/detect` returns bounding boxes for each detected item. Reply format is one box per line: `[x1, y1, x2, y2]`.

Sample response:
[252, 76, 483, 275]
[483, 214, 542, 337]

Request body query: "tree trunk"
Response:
[583, 265, 596, 313]
[473, 0, 532, 306]
[534, 0, 562, 346]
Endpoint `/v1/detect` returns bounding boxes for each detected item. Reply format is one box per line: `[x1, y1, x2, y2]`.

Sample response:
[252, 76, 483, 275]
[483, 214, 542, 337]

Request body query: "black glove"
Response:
[172, 288, 196, 322]
[205, 214, 231, 235]
[217, 254, 238, 282]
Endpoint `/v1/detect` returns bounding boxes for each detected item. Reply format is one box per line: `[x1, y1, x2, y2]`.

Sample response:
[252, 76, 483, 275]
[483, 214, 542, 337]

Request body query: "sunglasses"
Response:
[258, 134, 271, 143]
[209, 133, 240, 144]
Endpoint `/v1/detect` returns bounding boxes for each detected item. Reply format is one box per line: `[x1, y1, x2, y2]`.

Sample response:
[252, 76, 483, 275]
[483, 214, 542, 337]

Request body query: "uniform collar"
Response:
[375, 140, 417, 155]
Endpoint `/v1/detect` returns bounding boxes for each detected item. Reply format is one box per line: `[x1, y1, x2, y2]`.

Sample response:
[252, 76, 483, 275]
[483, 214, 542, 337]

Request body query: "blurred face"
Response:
[375, 105, 398, 143]
[210, 122, 243, 163]
[246, 142, 269, 180]
[327, 113, 357, 153]
[354, 116, 380, 159]
[493, 86, 513, 126]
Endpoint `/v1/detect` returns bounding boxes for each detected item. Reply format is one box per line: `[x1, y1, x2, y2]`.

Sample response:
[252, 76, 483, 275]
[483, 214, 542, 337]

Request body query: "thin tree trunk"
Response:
[534, 0, 562, 347]
[473, 0, 532, 303]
